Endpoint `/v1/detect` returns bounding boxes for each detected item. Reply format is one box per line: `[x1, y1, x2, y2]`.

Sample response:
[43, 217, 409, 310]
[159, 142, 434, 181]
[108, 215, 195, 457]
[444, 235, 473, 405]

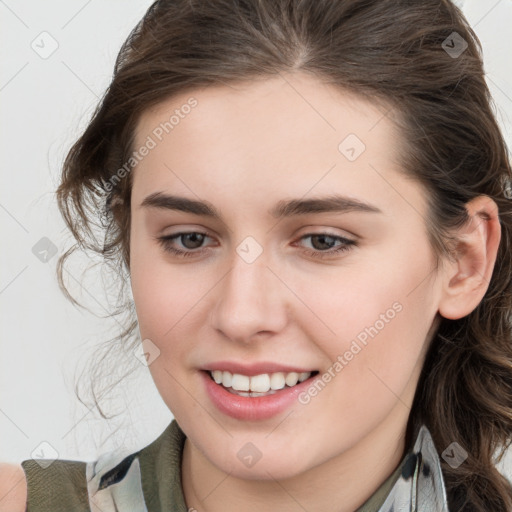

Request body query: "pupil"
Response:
[312, 234, 335, 250]
[183, 233, 204, 249]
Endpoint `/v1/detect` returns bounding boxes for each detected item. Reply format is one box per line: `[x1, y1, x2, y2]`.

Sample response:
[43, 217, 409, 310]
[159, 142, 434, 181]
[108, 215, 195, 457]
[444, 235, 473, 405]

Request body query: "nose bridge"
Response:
[211, 243, 287, 342]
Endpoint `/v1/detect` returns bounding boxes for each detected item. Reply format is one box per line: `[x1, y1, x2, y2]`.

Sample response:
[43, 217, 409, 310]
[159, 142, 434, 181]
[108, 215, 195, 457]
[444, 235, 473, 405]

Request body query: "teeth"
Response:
[285, 372, 299, 387]
[222, 371, 232, 387]
[270, 372, 286, 390]
[209, 370, 313, 393]
[249, 374, 270, 392]
[231, 374, 250, 391]
[298, 372, 310, 382]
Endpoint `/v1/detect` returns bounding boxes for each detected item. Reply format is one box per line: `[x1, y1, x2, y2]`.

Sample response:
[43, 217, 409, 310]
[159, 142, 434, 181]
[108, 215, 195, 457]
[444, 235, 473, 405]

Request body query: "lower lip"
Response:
[201, 370, 319, 421]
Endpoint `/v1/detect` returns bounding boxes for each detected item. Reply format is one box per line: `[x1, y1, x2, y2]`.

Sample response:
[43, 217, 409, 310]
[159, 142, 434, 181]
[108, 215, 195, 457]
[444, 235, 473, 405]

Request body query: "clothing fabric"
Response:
[21, 419, 450, 511]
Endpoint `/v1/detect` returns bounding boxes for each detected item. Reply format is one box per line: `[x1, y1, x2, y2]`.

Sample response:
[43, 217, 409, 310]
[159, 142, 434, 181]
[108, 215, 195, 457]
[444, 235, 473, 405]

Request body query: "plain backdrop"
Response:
[1, 0, 512, 477]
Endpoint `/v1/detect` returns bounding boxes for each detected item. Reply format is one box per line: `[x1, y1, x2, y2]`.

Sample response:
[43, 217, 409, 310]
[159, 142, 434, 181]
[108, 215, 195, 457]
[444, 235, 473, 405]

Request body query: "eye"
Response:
[155, 231, 357, 259]
[295, 233, 356, 259]
[156, 231, 212, 258]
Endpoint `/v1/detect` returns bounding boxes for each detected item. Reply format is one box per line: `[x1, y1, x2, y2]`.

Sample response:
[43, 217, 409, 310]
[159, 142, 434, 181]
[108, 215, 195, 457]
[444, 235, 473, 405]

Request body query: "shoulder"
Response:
[13, 449, 139, 512]
[88, 420, 186, 510]
[21, 457, 89, 511]
[0, 463, 27, 512]
[1, 421, 185, 512]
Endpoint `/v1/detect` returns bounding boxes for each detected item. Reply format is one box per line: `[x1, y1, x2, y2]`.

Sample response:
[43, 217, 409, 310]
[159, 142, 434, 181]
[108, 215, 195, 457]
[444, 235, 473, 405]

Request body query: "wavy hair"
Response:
[55, 0, 512, 509]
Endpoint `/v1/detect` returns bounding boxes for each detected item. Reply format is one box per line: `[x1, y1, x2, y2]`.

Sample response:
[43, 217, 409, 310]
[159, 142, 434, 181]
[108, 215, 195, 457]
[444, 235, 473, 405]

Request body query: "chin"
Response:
[210, 448, 313, 482]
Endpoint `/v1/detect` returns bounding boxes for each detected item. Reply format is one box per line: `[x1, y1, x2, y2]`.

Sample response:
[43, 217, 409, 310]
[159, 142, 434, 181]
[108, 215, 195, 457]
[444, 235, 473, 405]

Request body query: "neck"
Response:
[181, 405, 409, 512]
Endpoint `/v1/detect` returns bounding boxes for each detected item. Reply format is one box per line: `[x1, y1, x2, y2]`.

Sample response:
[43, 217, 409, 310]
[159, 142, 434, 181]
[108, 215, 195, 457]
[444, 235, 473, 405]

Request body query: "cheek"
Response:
[296, 241, 437, 400]
[130, 230, 198, 337]
[129, 236, 216, 398]
[129, 243, 199, 404]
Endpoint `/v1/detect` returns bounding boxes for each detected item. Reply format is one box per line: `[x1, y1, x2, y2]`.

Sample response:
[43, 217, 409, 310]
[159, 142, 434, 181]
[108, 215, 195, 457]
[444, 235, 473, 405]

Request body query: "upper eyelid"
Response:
[160, 225, 356, 238]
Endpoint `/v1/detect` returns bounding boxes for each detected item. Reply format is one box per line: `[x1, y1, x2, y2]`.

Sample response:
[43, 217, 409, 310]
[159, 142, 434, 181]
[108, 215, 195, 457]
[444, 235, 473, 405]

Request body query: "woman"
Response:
[2, 0, 512, 510]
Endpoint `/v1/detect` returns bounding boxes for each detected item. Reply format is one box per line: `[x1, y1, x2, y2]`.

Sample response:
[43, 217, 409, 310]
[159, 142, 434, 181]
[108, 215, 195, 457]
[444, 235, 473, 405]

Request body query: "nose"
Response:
[210, 249, 289, 344]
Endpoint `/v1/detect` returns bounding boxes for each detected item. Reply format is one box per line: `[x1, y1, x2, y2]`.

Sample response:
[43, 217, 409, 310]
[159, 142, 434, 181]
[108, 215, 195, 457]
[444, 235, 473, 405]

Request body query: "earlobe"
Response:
[438, 195, 501, 320]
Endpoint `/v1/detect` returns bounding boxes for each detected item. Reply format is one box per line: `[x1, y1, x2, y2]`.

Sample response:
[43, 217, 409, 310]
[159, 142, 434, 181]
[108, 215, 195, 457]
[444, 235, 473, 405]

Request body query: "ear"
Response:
[438, 195, 501, 320]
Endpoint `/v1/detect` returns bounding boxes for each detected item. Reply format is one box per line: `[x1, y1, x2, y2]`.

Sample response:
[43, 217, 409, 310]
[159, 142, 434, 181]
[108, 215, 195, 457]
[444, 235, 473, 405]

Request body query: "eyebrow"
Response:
[140, 192, 383, 219]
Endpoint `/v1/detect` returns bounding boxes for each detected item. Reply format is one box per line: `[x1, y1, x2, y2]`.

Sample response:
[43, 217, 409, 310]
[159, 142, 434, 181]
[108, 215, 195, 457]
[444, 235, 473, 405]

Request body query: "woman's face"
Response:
[129, 72, 443, 479]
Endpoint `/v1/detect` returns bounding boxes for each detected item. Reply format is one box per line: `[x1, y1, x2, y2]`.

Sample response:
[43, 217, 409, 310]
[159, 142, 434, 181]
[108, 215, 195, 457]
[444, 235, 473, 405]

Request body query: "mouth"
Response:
[204, 369, 320, 397]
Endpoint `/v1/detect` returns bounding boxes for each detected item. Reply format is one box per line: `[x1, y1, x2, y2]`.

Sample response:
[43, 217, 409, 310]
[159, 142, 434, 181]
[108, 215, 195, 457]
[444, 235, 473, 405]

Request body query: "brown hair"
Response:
[56, 0, 512, 509]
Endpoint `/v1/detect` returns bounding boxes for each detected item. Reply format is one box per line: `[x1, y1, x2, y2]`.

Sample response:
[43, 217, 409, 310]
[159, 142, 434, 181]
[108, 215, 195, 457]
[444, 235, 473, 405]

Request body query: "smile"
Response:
[209, 370, 318, 396]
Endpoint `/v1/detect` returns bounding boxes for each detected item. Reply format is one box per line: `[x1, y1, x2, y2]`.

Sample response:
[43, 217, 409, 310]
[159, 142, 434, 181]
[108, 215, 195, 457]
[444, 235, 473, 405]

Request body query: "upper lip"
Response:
[201, 361, 317, 376]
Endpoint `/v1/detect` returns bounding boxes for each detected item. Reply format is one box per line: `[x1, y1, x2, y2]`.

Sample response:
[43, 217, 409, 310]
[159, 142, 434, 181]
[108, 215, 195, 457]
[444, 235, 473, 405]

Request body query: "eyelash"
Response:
[156, 231, 356, 259]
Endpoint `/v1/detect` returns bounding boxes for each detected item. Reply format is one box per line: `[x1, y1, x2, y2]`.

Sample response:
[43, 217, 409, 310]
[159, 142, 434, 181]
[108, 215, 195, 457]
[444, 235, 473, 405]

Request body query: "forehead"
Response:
[134, 72, 397, 151]
[130, 72, 425, 220]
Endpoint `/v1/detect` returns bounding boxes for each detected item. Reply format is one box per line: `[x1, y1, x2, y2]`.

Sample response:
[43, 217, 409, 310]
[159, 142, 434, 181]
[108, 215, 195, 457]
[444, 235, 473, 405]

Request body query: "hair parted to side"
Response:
[55, 0, 512, 509]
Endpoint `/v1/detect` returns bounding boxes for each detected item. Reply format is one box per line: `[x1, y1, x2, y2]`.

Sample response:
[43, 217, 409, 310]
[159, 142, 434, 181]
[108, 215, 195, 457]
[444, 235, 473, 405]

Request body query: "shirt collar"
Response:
[86, 421, 450, 512]
[377, 424, 449, 511]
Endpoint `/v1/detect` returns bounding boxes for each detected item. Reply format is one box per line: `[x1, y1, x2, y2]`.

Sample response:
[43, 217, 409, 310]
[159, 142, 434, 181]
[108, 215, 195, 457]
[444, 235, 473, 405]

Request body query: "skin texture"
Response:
[128, 72, 501, 512]
[0, 464, 27, 512]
